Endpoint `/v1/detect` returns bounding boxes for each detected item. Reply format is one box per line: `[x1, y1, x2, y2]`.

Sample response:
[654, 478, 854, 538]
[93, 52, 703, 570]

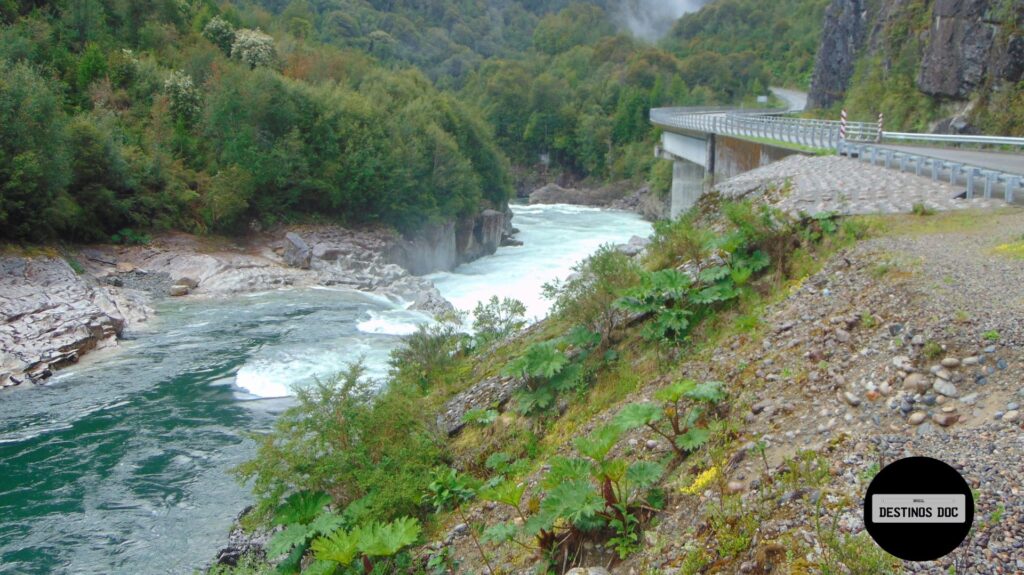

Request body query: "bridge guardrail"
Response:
[650, 108, 880, 150]
[838, 140, 1020, 203]
[881, 132, 1024, 147]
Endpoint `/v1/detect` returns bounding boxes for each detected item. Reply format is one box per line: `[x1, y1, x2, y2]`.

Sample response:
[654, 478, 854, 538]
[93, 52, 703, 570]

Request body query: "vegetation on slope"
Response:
[0, 0, 512, 242]
[663, 0, 831, 89]
[223, 195, 869, 574]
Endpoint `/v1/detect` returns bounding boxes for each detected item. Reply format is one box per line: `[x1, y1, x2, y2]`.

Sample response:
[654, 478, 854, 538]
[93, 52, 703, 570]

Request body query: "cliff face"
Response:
[807, 0, 870, 109]
[918, 0, 1024, 98]
[808, 0, 1024, 121]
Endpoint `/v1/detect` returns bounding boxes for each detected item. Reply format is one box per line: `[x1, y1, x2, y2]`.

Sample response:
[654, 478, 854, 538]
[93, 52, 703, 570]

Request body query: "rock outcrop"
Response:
[456, 209, 505, 264]
[918, 0, 1024, 99]
[0, 256, 151, 387]
[807, 0, 869, 109]
[808, 0, 1024, 112]
[282, 232, 312, 269]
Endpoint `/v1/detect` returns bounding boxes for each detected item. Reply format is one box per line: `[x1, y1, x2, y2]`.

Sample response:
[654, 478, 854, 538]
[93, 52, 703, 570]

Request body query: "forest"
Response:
[0, 0, 828, 243]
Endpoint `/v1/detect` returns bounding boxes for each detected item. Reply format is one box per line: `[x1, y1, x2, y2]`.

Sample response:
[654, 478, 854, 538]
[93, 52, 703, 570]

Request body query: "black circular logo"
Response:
[863, 456, 974, 561]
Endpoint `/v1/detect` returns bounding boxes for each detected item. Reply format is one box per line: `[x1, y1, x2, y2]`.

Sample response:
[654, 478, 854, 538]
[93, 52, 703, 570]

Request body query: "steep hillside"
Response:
[807, 0, 1024, 134]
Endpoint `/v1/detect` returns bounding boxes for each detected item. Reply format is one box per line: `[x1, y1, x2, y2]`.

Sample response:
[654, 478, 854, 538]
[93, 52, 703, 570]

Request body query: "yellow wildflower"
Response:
[680, 466, 719, 496]
[993, 241, 1024, 260]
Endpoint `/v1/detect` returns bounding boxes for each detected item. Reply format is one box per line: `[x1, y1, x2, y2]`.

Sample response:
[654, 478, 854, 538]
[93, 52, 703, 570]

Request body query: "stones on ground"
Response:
[892, 356, 914, 371]
[834, 328, 851, 343]
[933, 379, 959, 397]
[168, 284, 189, 297]
[908, 412, 928, 425]
[903, 373, 929, 393]
[996, 358, 1008, 370]
[842, 391, 861, 407]
[565, 569, 611, 575]
[941, 357, 961, 368]
[1008, 402, 1020, 411]
[962, 356, 980, 366]
[960, 392, 980, 406]
[1004, 410, 1021, 423]
[932, 366, 952, 381]
[932, 412, 960, 427]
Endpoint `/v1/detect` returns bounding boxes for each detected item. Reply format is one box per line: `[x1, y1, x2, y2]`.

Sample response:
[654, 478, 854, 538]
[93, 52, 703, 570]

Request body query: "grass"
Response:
[993, 239, 1024, 259]
[739, 135, 836, 156]
[859, 208, 1020, 236]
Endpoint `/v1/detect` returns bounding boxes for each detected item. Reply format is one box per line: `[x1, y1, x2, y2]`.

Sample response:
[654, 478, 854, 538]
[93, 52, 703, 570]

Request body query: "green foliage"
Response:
[472, 296, 527, 345]
[544, 245, 641, 342]
[666, 0, 830, 88]
[615, 380, 726, 459]
[388, 316, 468, 392]
[503, 340, 582, 415]
[309, 517, 421, 572]
[424, 467, 477, 512]
[234, 361, 446, 524]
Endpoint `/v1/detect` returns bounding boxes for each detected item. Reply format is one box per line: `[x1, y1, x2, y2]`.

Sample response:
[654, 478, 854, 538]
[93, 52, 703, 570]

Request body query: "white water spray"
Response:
[616, 0, 712, 42]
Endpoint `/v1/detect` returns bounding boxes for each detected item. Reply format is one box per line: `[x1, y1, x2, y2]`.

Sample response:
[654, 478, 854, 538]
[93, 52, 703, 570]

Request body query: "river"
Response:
[0, 204, 652, 574]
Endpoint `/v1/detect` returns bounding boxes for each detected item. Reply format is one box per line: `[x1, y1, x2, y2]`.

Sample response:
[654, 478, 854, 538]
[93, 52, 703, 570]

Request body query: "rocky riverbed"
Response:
[0, 223, 490, 389]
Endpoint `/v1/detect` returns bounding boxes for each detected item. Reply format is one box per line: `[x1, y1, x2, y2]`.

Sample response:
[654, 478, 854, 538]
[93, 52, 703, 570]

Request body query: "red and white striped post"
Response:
[877, 113, 884, 142]
[840, 109, 848, 141]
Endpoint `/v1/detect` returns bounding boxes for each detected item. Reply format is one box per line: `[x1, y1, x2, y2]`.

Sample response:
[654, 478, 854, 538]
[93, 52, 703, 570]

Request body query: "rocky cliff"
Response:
[808, 0, 1024, 129]
[388, 208, 515, 275]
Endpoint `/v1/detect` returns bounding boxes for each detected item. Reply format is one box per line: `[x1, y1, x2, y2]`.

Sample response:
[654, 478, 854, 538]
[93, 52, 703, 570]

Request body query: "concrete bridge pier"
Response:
[670, 160, 706, 219]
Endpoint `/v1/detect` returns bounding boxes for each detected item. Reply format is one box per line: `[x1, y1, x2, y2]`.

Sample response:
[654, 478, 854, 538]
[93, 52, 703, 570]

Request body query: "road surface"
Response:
[770, 87, 808, 112]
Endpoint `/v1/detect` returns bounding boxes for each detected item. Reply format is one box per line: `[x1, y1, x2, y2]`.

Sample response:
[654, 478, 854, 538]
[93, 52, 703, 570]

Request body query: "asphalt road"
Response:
[875, 144, 1024, 176]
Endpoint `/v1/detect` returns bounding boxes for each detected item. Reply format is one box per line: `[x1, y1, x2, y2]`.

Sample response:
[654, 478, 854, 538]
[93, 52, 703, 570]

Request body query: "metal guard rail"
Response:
[839, 140, 1020, 203]
[881, 131, 1024, 147]
[650, 107, 880, 150]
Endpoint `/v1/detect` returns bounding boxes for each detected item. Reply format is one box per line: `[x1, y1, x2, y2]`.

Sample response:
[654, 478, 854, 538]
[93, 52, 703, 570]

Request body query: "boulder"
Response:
[283, 232, 312, 269]
[168, 284, 190, 297]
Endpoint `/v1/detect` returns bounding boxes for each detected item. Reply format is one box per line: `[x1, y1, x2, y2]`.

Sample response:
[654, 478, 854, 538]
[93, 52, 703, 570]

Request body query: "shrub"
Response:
[234, 362, 446, 523]
[388, 315, 468, 392]
[472, 296, 527, 345]
[543, 245, 641, 343]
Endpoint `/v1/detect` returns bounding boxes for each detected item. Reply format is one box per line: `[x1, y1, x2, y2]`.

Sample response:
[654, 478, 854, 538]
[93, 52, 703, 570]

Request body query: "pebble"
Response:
[932, 367, 952, 381]
[1008, 402, 1020, 411]
[842, 392, 861, 407]
[908, 412, 928, 425]
[976, 375, 988, 385]
[984, 345, 997, 353]
[962, 356, 980, 366]
[1004, 410, 1020, 423]
[933, 379, 959, 398]
[645, 440, 659, 450]
[960, 393, 980, 406]
[903, 373, 929, 393]
[996, 358, 1008, 370]
[892, 356, 914, 371]
[932, 413, 959, 427]
[941, 357, 961, 368]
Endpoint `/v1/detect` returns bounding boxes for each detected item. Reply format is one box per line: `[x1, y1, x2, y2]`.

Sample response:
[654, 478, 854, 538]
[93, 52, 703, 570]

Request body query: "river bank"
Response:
[0, 216, 515, 390]
[0, 204, 654, 575]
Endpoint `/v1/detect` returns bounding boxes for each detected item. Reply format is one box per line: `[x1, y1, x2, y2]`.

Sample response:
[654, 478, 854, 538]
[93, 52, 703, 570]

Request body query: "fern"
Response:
[311, 529, 360, 566]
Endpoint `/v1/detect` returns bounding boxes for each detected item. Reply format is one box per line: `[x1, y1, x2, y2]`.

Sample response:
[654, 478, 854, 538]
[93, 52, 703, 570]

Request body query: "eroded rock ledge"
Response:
[2, 220, 504, 389]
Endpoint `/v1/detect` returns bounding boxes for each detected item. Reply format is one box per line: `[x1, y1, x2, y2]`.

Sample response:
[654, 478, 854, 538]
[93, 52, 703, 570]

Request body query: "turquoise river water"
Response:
[0, 204, 652, 574]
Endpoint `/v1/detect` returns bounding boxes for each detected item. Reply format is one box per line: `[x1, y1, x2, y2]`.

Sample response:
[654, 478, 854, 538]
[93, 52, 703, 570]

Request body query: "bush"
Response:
[388, 315, 468, 392]
[472, 296, 527, 345]
[234, 362, 446, 522]
[543, 245, 641, 343]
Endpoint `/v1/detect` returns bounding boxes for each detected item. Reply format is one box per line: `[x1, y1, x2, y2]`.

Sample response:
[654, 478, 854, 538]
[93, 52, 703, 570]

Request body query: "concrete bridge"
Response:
[652, 91, 1024, 217]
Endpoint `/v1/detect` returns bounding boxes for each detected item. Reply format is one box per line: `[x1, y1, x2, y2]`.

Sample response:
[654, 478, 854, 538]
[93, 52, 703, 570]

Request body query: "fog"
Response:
[615, 0, 712, 42]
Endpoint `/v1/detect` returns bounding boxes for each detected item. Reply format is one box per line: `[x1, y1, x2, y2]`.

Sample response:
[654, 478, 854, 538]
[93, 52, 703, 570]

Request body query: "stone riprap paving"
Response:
[715, 155, 1006, 215]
